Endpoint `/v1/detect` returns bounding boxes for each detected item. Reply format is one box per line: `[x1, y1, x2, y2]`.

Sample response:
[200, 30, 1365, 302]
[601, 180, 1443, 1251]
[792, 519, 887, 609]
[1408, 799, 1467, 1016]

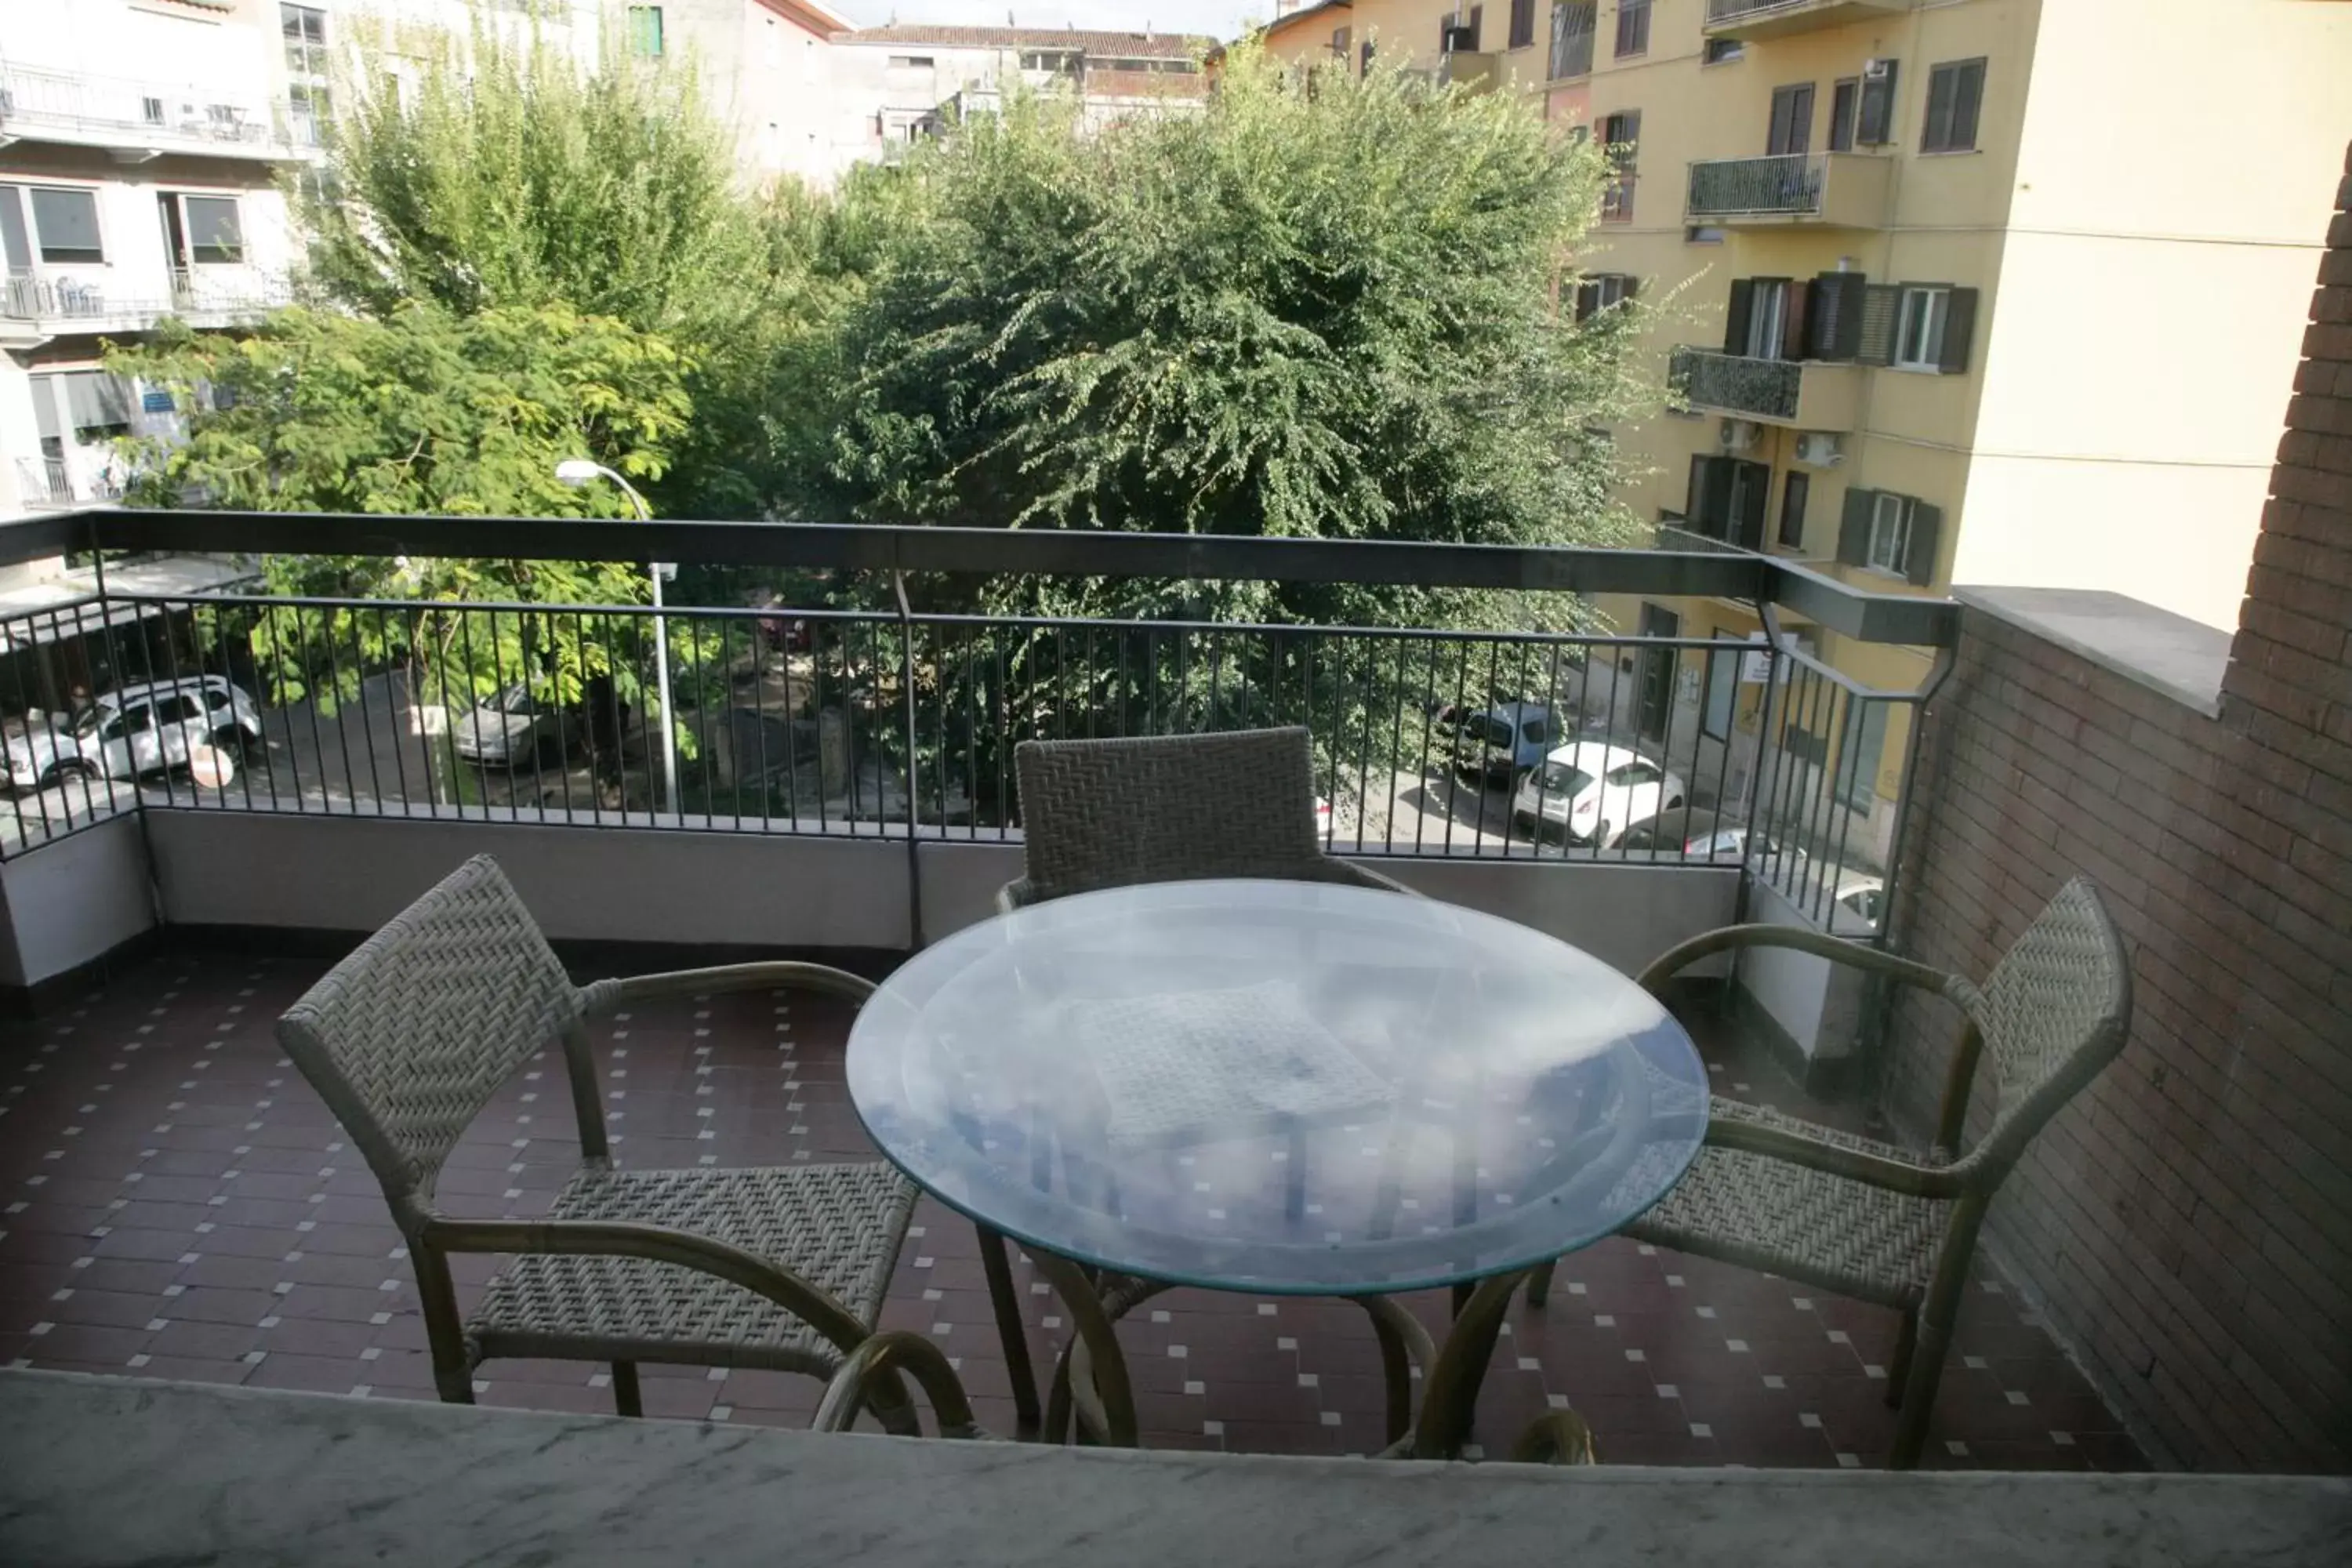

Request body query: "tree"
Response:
[107, 303, 695, 785]
[300, 18, 797, 517]
[776, 47, 1657, 812]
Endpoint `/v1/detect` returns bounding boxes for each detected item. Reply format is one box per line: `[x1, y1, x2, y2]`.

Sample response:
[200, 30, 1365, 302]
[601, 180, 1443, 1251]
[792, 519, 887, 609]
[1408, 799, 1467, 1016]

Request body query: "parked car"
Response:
[4, 675, 260, 791]
[452, 682, 566, 767]
[1831, 875, 1886, 934]
[1453, 702, 1559, 786]
[1616, 807, 1800, 866]
[1512, 741, 1686, 847]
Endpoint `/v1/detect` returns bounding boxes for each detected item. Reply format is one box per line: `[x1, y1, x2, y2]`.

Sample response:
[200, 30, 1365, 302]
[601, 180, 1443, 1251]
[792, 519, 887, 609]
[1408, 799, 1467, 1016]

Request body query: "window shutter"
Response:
[1781, 281, 1809, 361]
[1855, 284, 1901, 365]
[1780, 469, 1810, 549]
[1904, 500, 1943, 586]
[1809, 271, 1867, 359]
[1828, 79, 1857, 152]
[1857, 60, 1897, 144]
[1936, 286, 1979, 373]
[1837, 487, 1874, 564]
[1922, 64, 1956, 151]
[1734, 462, 1769, 550]
[1722, 278, 1755, 357]
[1684, 455, 1711, 526]
[1953, 61, 1984, 149]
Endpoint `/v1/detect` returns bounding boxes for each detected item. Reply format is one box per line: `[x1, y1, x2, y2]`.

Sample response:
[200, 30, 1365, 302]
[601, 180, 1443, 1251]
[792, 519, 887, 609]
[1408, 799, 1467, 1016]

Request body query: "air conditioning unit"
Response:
[1794, 432, 1844, 467]
[1864, 58, 1893, 80]
[1718, 419, 1761, 452]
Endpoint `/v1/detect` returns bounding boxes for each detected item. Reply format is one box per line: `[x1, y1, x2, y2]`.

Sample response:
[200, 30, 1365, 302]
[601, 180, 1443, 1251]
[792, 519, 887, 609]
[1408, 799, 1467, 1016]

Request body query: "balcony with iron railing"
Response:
[2, 268, 292, 332]
[1683, 152, 1890, 229]
[1700, 0, 1907, 41]
[1669, 347, 1860, 429]
[0, 63, 307, 161]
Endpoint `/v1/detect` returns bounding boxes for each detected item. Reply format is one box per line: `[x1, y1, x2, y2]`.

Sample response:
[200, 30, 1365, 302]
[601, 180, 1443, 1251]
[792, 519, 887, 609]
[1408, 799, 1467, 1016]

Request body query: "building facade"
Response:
[1573, 0, 2350, 871]
[827, 25, 1210, 159]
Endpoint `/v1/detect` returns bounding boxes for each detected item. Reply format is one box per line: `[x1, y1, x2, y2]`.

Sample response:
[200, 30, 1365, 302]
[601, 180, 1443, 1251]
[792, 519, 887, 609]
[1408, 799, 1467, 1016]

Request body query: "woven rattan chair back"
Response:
[1954, 877, 2132, 1178]
[1013, 728, 1326, 903]
[279, 855, 582, 1217]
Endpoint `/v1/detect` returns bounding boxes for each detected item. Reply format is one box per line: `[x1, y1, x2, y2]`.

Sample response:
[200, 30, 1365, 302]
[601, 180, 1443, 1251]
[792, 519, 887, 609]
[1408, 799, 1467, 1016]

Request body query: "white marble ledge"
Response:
[2, 1370, 2347, 1568]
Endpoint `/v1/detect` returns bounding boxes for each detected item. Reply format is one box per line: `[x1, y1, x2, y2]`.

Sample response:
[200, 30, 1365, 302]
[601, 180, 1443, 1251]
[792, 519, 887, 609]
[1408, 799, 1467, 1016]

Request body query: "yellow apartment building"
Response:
[1282, 1, 2350, 872]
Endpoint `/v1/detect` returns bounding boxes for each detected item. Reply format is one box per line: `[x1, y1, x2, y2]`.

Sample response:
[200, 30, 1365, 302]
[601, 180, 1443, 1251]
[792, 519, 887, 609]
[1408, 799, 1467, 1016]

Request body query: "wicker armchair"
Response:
[277, 855, 922, 1425]
[1533, 877, 2131, 1469]
[996, 727, 1412, 912]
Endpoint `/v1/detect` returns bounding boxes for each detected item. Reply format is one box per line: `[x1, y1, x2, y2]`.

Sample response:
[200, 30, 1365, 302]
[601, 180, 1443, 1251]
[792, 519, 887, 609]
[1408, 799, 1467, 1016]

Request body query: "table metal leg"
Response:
[1354, 1295, 1437, 1450]
[1031, 1250, 1141, 1448]
[1411, 1267, 1534, 1461]
[975, 1224, 1042, 1435]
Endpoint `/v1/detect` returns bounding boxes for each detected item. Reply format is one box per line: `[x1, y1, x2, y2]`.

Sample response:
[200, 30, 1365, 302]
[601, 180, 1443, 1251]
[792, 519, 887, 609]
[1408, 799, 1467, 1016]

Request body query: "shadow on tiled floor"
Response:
[0, 942, 2143, 1471]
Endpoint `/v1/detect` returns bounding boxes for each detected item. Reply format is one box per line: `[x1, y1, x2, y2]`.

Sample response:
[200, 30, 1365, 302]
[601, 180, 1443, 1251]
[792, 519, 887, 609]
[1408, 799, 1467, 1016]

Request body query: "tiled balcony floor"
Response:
[0, 942, 2143, 1471]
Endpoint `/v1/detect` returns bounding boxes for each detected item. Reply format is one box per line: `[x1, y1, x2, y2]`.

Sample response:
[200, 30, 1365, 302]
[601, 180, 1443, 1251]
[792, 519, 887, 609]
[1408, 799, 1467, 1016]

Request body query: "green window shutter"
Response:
[1937, 286, 1979, 373]
[1857, 60, 1898, 145]
[1684, 455, 1711, 524]
[1905, 500, 1944, 586]
[1722, 278, 1755, 357]
[1837, 487, 1875, 564]
[1855, 284, 1901, 365]
[1922, 64, 1958, 151]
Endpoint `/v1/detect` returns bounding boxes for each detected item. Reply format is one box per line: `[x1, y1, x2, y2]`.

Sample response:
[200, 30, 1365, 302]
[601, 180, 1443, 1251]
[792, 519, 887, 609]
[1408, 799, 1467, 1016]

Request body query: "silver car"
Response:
[452, 682, 564, 767]
[5, 675, 262, 791]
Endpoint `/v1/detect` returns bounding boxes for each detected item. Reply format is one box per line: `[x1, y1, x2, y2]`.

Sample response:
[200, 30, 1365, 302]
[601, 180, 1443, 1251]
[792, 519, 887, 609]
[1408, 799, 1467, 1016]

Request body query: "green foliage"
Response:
[298, 17, 803, 517]
[107, 303, 691, 733]
[789, 45, 1652, 635]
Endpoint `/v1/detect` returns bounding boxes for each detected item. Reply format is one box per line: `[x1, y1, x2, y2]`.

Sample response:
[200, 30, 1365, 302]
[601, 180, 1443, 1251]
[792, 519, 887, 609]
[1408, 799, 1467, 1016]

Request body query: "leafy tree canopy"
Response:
[789, 46, 1652, 630]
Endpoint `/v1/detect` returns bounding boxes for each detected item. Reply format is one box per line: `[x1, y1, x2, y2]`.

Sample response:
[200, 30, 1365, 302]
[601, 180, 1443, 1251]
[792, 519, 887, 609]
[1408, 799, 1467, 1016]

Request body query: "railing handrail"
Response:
[5, 506, 1958, 648]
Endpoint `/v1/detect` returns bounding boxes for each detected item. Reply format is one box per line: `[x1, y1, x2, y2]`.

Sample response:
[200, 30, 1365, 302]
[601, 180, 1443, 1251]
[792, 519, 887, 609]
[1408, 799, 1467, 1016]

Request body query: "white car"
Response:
[452, 682, 565, 767]
[1512, 741, 1686, 847]
[4, 675, 260, 791]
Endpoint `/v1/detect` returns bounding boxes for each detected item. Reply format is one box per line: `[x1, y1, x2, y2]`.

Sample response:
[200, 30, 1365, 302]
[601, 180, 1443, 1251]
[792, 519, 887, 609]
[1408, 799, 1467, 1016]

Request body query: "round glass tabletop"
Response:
[846, 879, 1708, 1295]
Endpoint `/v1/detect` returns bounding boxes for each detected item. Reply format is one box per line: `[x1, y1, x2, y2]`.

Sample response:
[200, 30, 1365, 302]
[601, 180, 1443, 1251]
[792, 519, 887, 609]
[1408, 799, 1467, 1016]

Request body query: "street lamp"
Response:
[554, 459, 677, 815]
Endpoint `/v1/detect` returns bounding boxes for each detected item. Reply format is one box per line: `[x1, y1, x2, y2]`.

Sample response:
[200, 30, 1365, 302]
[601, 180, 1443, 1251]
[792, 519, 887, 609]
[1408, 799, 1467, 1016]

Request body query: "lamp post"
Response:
[554, 459, 677, 815]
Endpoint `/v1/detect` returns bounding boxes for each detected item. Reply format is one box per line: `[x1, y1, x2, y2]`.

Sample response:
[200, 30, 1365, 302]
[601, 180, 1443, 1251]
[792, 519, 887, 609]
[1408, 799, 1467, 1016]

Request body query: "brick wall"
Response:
[1878, 150, 2352, 1471]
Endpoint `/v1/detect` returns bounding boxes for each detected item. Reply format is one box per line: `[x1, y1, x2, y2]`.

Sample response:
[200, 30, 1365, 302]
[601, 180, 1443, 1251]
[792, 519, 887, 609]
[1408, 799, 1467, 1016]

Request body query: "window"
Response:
[1856, 60, 1898, 144]
[1922, 57, 1986, 152]
[887, 55, 935, 68]
[1508, 0, 1535, 50]
[1605, 760, 1661, 788]
[189, 196, 244, 264]
[1598, 110, 1639, 222]
[1548, 1, 1595, 79]
[1766, 82, 1813, 156]
[142, 96, 166, 125]
[1724, 276, 1795, 361]
[14, 186, 104, 263]
[1361, 39, 1374, 74]
[1614, 0, 1650, 57]
[1779, 470, 1809, 550]
[1439, 6, 1483, 53]
[1835, 487, 1943, 584]
[1893, 286, 1948, 369]
[1020, 49, 1080, 73]
[1866, 491, 1911, 574]
[626, 5, 663, 57]
[1332, 26, 1352, 60]
[1704, 38, 1744, 65]
[1573, 273, 1633, 321]
[1684, 224, 1726, 245]
[1828, 78, 1858, 152]
[282, 4, 328, 73]
[1685, 456, 1770, 550]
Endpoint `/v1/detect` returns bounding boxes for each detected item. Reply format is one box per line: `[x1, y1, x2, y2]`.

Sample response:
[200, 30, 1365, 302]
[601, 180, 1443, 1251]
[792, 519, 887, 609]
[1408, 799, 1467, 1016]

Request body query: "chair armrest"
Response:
[419, 1216, 872, 1356]
[1637, 924, 1970, 1004]
[1702, 1116, 1964, 1200]
[814, 1330, 987, 1439]
[579, 960, 877, 1017]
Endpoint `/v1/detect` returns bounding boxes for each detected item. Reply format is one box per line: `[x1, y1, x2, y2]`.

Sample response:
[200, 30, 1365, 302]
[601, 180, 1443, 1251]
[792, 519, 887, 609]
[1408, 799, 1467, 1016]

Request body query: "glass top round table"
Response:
[847, 878, 1708, 1298]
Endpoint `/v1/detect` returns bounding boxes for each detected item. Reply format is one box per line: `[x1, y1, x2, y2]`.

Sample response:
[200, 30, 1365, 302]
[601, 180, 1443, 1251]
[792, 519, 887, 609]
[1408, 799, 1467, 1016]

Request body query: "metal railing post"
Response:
[892, 565, 925, 950]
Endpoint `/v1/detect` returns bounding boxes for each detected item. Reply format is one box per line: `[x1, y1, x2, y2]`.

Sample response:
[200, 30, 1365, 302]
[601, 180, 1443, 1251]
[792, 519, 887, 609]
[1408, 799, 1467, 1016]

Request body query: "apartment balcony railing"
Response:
[0, 64, 303, 160]
[2, 268, 291, 328]
[1701, 0, 1907, 41]
[1670, 347, 1860, 430]
[0, 507, 1957, 964]
[1684, 152, 1891, 229]
[1438, 51, 1504, 92]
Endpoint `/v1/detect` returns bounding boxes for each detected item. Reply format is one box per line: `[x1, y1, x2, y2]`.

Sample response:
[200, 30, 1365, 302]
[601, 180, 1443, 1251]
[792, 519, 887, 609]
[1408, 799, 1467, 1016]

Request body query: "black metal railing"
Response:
[1670, 347, 1803, 421]
[1686, 154, 1824, 218]
[0, 507, 1958, 941]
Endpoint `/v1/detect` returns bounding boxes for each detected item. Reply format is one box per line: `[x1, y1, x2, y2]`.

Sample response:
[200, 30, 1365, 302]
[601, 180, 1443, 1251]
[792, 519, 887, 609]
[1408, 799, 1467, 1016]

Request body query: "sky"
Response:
[837, 1, 1267, 45]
